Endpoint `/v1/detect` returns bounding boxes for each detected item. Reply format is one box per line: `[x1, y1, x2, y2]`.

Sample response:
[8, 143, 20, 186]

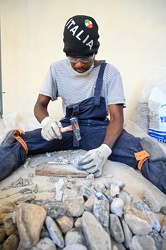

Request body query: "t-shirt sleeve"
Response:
[39, 64, 58, 101]
[106, 66, 126, 107]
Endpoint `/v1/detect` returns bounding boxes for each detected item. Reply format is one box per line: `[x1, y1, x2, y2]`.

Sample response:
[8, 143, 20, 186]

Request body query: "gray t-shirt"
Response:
[39, 59, 126, 115]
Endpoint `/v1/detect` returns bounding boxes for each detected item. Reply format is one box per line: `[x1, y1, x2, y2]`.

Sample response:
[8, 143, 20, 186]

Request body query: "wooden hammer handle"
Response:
[60, 125, 73, 133]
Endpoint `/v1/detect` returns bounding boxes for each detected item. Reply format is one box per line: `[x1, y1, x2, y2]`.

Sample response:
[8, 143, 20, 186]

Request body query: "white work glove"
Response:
[41, 117, 62, 141]
[76, 144, 112, 177]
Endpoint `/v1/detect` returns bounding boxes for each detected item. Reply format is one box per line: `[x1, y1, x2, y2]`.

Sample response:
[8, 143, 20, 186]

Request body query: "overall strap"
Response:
[94, 62, 107, 106]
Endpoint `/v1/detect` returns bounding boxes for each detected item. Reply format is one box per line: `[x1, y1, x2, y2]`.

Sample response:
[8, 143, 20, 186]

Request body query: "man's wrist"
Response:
[101, 143, 112, 156]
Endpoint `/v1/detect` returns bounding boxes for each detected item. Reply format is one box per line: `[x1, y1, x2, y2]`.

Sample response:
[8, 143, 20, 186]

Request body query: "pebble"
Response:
[134, 201, 151, 212]
[84, 196, 98, 212]
[161, 216, 166, 239]
[131, 235, 156, 250]
[143, 189, 161, 212]
[94, 182, 106, 193]
[112, 240, 126, 250]
[121, 218, 132, 249]
[110, 197, 124, 217]
[23, 158, 31, 168]
[72, 156, 84, 170]
[74, 217, 82, 229]
[81, 211, 112, 250]
[55, 178, 65, 201]
[93, 200, 109, 227]
[46, 152, 52, 157]
[160, 206, 166, 215]
[45, 216, 64, 248]
[110, 178, 125, 190]
[63, 243, 88, 250]
[3, 213, 18, 236]
[63, 195, 84, 217]
[0, 201, 15, 214]
[0, 227, 6, 244]
[110, 184, 120, 197]
[78, 185, 96, 200]
[146, 212, 161, 232]
[110, 214, 124, 243]
[123, 204, 153, 235]
[95, 192, 109, 202]
[14, 203, 46, 250]
[86, 173, 95, 183]
[65, 228, 84, 246]
[32, 199, 66, 219]
[32, 237, 57, 250]
[40, 227, 51, 239]
[118, 190, 133, 204]
[1, 234, 19, 250]
[56, 215, 74, 234]
[148, 229, 163, 250]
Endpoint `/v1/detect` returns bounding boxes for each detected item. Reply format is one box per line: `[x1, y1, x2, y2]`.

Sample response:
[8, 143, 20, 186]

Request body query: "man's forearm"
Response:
[34, 94, 51, 123]
[104, 104, 124, 149]
[34, 103, 49, 123]
[103, 119, 123, 149]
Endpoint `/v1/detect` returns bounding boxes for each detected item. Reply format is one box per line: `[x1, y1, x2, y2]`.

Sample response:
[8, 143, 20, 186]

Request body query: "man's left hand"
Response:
[77, 144, 112, 177]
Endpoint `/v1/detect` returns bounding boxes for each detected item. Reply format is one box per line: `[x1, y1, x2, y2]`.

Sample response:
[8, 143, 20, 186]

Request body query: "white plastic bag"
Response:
[148, 83, 166, 142]
[2, 112, 41, 132]
[132, 69, 166, 141]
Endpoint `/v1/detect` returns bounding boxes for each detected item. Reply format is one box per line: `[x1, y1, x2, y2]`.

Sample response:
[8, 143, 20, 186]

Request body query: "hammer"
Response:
[60, 117, 81, 141]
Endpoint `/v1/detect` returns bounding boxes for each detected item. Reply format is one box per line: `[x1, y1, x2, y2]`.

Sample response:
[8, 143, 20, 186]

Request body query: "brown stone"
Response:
[0, 201, 15, 214]
[3, 213, 18, 236]
[0, 214, 7, 225]
[0, 226, 6, 244]
[1, 234, 19, 250]
[14, 203, 47, 249]
[56, 215, 74, 234]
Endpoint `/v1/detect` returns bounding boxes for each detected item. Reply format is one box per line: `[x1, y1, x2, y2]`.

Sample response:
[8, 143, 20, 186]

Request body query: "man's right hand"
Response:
[41, 117, 62, 141]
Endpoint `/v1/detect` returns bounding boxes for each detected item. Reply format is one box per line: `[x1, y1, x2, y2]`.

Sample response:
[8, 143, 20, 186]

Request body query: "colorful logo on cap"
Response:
[84, 19, 93, 28]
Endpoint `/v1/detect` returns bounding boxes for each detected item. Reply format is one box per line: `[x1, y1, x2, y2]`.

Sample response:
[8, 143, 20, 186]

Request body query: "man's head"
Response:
[63, 15, 100, 57]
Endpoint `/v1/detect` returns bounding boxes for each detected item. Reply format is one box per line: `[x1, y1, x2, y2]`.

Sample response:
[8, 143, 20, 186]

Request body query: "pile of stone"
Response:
[132, 102, 149, 133]
[0, 174, 166, 250]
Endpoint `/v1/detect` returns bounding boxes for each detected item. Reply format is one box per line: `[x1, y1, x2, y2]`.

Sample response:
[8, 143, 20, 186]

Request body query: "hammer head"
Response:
[70, 117, 81, 141]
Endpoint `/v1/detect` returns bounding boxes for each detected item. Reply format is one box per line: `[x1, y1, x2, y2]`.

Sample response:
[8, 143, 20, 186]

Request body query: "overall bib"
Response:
[0, 63, 166, 194]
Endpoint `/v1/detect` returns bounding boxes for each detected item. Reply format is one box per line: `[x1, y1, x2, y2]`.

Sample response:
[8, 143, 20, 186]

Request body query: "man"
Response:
[1, 15, 166, 193]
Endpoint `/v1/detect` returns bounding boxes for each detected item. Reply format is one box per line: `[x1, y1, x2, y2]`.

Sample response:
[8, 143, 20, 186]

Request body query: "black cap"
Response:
[63, 15, 100, 57]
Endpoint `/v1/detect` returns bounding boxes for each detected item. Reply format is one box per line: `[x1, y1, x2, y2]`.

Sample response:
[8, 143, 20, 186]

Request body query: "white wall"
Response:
[1, 0, 166, 123]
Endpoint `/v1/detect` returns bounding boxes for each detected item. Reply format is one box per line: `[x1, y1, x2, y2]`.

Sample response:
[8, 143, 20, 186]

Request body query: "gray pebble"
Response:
[134, 201, 151, 212]
[45, 216, 64, 248]
[63, 243, 88, 250]
[110, 198, 124, 217]
[160, 206, 166, 215]
[148, 229, 162, 250]
[95, 192, 109, 202]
